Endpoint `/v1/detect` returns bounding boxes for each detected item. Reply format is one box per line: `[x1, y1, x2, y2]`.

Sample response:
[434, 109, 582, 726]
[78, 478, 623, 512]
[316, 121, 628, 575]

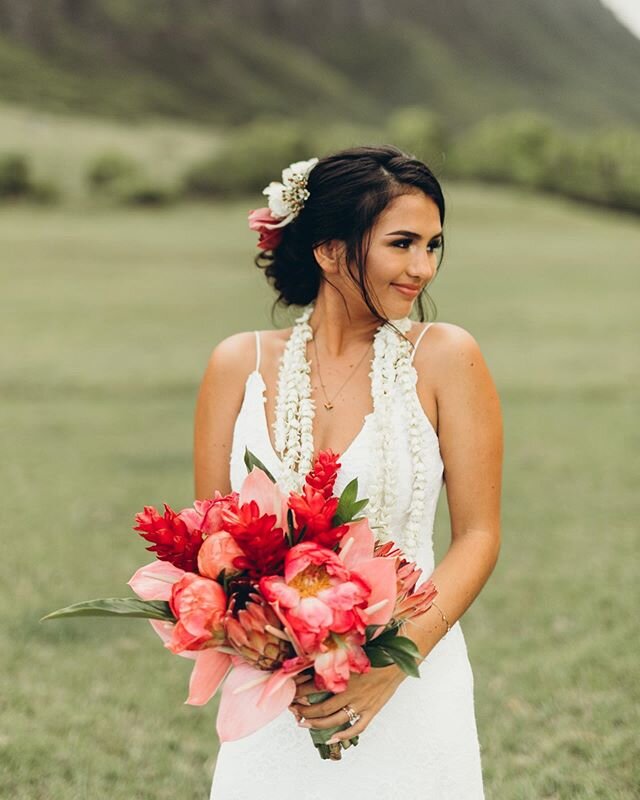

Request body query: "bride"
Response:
[194, 144, 503, 798]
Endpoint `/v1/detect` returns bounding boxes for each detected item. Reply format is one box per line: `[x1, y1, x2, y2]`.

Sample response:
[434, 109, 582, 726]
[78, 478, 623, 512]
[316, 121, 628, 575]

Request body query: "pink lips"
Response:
[391, 283, 421, 297]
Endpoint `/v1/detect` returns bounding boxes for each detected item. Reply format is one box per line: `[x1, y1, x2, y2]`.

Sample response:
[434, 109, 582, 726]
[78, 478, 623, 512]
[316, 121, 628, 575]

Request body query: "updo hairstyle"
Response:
[255, 144, 446, 324]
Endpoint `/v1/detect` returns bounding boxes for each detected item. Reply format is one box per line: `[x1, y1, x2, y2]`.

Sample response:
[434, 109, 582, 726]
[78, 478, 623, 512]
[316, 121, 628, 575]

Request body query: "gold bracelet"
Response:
[431, 600, 452, 638]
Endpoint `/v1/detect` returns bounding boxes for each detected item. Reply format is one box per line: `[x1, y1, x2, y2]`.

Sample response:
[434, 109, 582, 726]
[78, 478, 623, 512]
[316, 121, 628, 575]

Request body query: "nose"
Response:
[407, 249, 437, 285]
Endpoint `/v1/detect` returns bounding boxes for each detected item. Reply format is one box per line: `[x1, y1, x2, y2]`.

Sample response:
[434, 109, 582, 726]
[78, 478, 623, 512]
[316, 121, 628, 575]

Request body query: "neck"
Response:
[306, 292, 397, 359]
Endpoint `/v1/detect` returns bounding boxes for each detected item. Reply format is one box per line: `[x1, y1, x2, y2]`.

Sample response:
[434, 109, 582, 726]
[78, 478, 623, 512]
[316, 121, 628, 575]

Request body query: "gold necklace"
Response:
[310, 331, 373, 411]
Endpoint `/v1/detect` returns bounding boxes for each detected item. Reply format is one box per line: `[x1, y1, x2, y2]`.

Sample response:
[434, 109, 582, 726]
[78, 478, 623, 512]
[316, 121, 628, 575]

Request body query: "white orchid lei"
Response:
[272, 301, 430, 558]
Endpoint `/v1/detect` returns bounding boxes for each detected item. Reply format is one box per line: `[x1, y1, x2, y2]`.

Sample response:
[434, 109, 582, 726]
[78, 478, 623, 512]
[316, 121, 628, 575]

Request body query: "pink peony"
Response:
[167, 573, 228, 654]
[197, 530, 244, 580]
[313, 632, 371, 693]
[259, 533, 398, 659]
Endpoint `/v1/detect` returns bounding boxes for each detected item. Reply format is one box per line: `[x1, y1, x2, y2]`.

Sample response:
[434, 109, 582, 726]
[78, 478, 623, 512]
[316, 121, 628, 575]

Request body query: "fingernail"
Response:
[298, 698, 311, 706]
[326, 737, 339, 745]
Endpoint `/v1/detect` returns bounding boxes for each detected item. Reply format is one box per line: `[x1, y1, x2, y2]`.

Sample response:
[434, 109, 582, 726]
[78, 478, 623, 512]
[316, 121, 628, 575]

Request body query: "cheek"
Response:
[366, 249, 400, 285]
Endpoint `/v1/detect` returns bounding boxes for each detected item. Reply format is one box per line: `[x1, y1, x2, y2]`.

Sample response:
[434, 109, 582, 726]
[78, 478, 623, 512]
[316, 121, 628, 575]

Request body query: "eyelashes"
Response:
[392, 237, 443, 252]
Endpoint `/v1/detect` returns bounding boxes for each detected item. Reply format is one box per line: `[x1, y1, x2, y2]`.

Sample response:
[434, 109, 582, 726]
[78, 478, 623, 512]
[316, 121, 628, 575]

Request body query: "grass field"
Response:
[2, 182, 638, 799]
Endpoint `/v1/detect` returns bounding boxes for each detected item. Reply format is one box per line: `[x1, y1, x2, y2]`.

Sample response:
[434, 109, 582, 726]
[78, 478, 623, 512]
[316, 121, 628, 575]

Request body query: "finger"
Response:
[292, 681, 315, 703]
[297, 705, 361, 731]
[293, 697, 345, 719]
[326, 711, 370, 743]
[294, 695, 357, 720]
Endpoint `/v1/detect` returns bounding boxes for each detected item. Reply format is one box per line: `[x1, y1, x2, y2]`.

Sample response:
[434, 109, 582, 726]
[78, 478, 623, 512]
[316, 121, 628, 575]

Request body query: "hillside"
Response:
[0, 0, 638, 131]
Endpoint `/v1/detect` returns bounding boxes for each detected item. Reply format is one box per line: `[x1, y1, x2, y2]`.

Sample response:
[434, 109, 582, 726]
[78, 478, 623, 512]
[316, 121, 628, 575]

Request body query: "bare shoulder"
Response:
[411, 321, 495, 391]
[193, 326, 292, 498]
[203, 327, 290, 382]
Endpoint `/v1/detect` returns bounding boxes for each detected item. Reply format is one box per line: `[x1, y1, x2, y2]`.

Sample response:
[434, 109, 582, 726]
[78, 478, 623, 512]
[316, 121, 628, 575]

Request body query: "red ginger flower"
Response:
[221, 499, 288, 579]
[304, 449, 341, 498]
[288, 484, 348, 549]
[133, 503, 205, 573]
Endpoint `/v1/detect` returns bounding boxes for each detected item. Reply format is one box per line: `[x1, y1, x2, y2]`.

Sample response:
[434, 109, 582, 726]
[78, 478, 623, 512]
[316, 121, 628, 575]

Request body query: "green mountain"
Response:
[0, 0, 638, 131]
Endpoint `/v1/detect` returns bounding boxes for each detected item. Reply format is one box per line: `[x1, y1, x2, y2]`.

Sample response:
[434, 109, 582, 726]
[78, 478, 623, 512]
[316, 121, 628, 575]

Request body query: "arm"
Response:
[401, 322, 503, 660]
[193, 331, 257, 500]
[290, 323, 503, 740]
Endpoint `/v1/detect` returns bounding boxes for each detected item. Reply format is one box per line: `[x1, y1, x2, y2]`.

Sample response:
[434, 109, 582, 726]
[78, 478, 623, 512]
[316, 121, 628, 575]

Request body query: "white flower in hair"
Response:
[261, 157, 319, 229]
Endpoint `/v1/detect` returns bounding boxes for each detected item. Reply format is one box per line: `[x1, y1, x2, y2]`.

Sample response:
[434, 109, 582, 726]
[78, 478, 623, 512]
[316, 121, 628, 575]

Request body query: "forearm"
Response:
[400, 528, 500, 662]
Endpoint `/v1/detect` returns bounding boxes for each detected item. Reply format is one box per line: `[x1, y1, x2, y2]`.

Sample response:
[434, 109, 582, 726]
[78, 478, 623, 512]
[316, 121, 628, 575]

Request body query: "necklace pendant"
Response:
[323, 401, 334, 410]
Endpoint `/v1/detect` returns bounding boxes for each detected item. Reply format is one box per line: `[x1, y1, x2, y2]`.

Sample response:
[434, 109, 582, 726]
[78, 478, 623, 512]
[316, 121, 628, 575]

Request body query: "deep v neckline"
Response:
[252, 369, 374, 466]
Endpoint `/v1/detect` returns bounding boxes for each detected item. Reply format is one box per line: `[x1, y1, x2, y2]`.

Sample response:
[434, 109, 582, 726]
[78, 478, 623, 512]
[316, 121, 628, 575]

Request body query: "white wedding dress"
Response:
[209, 325, 485, 799]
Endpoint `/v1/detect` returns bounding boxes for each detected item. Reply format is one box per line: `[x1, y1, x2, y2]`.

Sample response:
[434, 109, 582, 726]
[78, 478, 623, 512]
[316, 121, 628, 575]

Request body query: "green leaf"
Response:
[385, 635, 421, 659]
[40, 598, 175, 622]
[349, 498, 369, 517]
[334, 478, 370, 524]
[364, 646, 396, 668]
[382, 646, 420, 678]
[365, 623, 385, 640]
[243, 447, 276, 482]
[367, 626, 401, 647]
[286, 508, 295, 547]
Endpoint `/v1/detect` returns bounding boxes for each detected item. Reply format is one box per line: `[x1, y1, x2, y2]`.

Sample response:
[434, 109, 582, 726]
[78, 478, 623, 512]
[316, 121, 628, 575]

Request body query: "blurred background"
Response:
[1, 1, 638, 798]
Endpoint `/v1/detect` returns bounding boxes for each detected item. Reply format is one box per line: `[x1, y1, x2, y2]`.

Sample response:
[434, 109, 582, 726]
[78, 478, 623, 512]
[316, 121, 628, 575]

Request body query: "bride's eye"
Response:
[427, 238, 444, 253]
[392, 238, 413, 249]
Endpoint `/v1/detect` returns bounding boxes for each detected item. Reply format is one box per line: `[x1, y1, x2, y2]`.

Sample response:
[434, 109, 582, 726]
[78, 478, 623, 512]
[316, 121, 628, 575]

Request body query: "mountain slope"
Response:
[0, 0, 637, 130]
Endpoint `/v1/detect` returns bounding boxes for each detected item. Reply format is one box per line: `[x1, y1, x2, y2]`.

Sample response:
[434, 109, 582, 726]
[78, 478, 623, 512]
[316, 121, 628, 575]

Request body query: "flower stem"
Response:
[305, 690, 359, 761]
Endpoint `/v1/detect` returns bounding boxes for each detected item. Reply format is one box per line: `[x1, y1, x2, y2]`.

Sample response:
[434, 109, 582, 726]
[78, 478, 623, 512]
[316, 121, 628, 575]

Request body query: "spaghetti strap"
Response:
[410, 323, 434, 364]
[254, 330, 262, 373]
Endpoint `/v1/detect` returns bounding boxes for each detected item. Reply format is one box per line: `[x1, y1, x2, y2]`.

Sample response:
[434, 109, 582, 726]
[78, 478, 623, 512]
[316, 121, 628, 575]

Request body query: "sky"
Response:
[600, 0, 640, 38]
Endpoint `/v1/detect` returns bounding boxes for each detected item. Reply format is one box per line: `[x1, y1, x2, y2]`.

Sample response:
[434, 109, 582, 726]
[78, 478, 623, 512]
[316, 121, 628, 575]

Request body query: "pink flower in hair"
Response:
[248, 207, 285, 251]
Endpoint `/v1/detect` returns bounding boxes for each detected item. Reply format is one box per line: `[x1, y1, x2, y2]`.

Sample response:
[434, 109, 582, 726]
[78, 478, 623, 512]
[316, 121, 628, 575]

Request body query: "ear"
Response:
[312, 240, 346, 275]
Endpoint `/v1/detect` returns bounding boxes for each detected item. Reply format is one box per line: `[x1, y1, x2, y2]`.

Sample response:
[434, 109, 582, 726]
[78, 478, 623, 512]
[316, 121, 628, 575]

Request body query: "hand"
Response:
[288, 665, 406, 744]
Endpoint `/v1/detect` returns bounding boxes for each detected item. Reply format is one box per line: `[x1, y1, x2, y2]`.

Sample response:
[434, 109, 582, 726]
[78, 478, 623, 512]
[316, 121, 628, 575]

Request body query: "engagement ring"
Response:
[342, 705, 360, 725]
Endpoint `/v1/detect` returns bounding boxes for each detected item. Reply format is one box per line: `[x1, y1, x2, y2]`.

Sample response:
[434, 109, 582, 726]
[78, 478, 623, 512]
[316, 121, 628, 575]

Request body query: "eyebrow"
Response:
[385, 229, 443, 239]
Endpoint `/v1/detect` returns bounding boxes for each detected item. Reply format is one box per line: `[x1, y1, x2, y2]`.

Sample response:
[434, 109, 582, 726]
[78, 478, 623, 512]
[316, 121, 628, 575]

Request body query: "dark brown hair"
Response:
[255, 144, 446, 326]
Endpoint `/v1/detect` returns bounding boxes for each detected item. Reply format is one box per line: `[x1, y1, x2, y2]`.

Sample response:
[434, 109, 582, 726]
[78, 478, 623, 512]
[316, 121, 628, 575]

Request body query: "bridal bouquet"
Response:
[42, 448, 437, 760]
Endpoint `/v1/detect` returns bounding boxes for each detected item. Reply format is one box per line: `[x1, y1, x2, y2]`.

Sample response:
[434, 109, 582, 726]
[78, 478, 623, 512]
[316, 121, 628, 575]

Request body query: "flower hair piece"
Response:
[248, 157, 318, 250]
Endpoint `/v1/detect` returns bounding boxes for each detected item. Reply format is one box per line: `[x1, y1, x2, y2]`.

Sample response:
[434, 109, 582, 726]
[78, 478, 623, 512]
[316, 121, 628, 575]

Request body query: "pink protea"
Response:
[225, 593, 294, 671]
[373, 540, 438, 622]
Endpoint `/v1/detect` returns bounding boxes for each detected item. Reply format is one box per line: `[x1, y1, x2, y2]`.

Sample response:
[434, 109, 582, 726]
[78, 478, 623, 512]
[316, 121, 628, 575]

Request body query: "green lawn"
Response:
[2, 183, 638, 799]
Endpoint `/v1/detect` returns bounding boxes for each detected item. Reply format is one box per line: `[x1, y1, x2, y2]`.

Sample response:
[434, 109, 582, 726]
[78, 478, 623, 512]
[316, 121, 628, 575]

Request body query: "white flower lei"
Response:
[272, 301, 429, 558]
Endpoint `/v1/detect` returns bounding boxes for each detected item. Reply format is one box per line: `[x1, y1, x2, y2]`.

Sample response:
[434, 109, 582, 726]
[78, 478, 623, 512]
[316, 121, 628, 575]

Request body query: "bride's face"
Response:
[353, 191, 443, 319]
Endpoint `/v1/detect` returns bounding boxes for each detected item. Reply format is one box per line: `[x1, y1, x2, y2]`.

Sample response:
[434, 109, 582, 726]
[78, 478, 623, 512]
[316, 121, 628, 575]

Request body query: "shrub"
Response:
[0, 153, 31, 198]
[182, 117, 313, 198]
[542, 128, 640, 212]
[447, 111, 561, 188]
[386, 106, 448, 170]
[110, 175, 178, 206]
[86, 151, 141, 192]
